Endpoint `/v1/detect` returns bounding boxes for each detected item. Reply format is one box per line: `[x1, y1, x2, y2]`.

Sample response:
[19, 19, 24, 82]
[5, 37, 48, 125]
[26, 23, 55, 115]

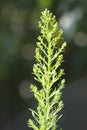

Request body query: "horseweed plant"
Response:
[28, 9, 67, 130]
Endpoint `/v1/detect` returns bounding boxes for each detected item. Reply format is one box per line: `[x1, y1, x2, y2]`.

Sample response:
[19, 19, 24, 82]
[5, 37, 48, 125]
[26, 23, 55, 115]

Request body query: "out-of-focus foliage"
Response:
[0, 0, 87, 130]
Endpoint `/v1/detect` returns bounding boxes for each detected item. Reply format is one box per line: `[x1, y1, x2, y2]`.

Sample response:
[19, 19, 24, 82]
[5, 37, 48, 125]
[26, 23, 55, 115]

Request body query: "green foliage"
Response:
[28, 9, 67, 130]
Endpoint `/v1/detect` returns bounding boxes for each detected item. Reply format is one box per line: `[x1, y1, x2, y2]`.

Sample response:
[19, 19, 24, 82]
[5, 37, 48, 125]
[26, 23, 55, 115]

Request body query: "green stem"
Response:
[43, 39, 52, 130]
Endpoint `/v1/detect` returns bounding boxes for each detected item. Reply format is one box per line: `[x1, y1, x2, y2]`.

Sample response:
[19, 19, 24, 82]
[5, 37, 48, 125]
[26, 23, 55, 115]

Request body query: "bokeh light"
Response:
[19, 80, 33, 99]
[21, 43, 35, 60]
[59, 8, 83, 40]
[74, 32, 87, 47]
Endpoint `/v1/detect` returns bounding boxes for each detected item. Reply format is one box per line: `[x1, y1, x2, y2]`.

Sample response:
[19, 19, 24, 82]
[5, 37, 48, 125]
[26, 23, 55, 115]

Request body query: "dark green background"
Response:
[0, 0, 87, 130]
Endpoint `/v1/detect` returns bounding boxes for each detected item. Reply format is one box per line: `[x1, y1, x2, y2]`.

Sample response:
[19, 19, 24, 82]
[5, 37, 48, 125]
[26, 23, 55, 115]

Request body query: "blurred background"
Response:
[0, 0, 87, 130]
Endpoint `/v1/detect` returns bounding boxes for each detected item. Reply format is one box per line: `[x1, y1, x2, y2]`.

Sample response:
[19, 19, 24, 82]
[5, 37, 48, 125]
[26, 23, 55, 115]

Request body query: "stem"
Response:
[44, 38, 52, 129]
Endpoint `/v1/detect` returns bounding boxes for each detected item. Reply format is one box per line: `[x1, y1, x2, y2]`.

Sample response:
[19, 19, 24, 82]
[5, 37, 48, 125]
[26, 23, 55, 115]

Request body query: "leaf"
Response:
[28, 119, 39, 130]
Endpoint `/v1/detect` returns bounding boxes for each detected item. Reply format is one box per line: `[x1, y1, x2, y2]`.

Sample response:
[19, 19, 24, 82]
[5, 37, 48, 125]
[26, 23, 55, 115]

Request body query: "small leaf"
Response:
[28, 119, 39, 130]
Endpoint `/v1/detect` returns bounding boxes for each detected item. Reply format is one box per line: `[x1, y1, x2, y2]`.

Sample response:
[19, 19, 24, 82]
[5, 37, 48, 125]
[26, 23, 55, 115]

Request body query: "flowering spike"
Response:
[28, 9, 67, 130]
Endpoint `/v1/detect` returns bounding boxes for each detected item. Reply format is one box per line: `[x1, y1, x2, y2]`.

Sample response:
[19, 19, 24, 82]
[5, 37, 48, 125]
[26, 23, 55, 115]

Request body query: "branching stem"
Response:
[28, 9, 67, 130]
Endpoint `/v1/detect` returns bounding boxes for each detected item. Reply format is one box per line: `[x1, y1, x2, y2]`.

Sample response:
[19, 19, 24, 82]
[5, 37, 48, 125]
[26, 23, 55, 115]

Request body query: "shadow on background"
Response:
[0, 0, 87, 130]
